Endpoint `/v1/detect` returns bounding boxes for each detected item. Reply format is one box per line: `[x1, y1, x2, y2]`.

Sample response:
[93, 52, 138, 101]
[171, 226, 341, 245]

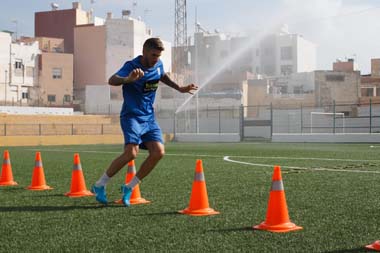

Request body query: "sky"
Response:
[0, 0, 379, 74]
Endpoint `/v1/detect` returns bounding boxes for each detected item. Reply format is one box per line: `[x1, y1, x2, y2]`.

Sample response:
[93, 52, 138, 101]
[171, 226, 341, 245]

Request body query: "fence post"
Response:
[4, 123, 6, 136]
[369, 98, 372, 134]
[333, 100, 336, 134]
[239, 105, 244, 141]
[270, 103, 273, 138]
[101, 124, 104, 135]
[173, 111, 176, 140]
[39, 124, 42, 136]
[71, 123, 74, 135]
[218, 106, 221, 134]
[300, 103, 303, 134]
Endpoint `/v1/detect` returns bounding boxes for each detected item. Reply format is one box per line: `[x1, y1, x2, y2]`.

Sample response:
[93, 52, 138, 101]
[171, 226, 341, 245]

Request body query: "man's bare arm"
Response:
[160, 73, 198, 94]
[108, 68, 145, 86]
[160, 73, 180, 91]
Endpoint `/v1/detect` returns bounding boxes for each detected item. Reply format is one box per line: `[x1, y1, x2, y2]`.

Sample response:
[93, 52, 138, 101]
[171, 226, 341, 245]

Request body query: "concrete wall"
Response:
[74, 25, 107, 94]
[0, 106, 73, 115]
[38, 52, 73, 106]
[35, 5, 90, 53]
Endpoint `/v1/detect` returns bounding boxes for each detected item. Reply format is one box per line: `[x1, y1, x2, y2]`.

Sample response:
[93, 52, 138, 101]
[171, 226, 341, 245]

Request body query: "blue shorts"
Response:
[120, 117, 163, 149]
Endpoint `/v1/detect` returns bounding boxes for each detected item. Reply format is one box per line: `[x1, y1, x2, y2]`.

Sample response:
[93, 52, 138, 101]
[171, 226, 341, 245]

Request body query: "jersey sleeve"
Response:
[159, 60, 165, 78]
[115, 61, 133, 78]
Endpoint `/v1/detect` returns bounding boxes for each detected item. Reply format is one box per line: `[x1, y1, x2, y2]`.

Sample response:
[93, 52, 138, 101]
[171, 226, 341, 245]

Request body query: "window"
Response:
[361, 88, 374, 97]
[280, 65, 293, 75]
[22, 92, 29, 99]
[15, 61, 23, 69]
[326, 75, 345, 82]
[377, 87, 380, 97]
[52, 68, 62, 79]
[280, 46, 292, 60]
[48, 95, 56, 102]
[63, 95, 71, 102]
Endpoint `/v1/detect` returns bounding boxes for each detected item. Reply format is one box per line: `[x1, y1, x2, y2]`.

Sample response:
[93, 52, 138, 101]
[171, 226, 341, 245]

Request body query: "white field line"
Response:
[223, 156, 380, 174]
[24, 148, 380, 163]
[24, 148, 380, 173]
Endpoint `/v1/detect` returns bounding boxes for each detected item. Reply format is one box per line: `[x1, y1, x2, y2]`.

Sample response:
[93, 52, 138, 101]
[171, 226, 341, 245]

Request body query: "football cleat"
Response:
[91, 185, 108, 205]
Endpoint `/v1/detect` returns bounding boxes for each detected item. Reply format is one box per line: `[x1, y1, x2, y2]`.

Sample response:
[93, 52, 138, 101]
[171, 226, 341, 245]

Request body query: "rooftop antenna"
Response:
[132, 1, 137, 16]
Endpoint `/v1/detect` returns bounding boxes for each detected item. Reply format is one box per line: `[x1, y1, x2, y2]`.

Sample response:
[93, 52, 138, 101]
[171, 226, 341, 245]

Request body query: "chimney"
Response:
[107, 12, 113, 20]
[72, 2, 81, 9]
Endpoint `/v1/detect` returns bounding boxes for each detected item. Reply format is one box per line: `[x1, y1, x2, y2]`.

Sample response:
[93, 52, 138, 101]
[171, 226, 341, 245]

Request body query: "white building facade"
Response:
[0, 32, 40, 105]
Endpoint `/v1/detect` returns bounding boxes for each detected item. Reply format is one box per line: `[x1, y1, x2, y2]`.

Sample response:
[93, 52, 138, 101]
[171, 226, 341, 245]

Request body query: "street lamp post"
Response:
[4, 70, 7, 105]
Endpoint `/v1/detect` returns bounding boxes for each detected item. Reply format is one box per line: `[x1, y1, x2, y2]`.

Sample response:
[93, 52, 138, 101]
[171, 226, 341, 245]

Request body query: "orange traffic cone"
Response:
[0, 150, 18, 186]
[65, 153, 94, 197]
[254, 165, 302, 233]
[179, 159, 219, 216]
[115, 160, 150, 205]
[26, 152, 53, 190]
[366, 241, 380, 251]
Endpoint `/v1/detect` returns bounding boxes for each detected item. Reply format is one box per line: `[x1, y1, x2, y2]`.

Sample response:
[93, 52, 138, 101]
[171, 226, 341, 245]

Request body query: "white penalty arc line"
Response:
[223, 156, 380, 174]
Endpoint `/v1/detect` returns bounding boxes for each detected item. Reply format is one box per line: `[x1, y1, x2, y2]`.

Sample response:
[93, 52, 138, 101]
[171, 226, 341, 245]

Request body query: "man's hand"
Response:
[125, 68, 144, 83]
[178, 84, 199, 94]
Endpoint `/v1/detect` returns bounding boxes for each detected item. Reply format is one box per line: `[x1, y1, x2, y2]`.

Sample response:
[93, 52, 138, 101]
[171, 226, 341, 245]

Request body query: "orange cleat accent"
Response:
[254, 165, 302, 233]
[115, 160, 150, 205]
[26, 152, 53, 190]
[0, 150, 18, 186]
[65, 153, 94, 197]
[366, 241, 380, 251]
[179, 160, 219, 216]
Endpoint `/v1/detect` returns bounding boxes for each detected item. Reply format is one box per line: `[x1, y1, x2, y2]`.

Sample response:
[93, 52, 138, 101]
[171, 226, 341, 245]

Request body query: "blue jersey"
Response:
[115, 56, 165, 121]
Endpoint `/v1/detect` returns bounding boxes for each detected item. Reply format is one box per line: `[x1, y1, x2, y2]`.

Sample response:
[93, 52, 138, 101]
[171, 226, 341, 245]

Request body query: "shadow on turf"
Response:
[207, 227, 253, 233]
[131, 211, 179, 217]
[0, 204, 125, 212]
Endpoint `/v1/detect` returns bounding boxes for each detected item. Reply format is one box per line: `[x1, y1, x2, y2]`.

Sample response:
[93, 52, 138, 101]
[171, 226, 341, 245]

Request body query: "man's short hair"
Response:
[143, 38, 165, 51]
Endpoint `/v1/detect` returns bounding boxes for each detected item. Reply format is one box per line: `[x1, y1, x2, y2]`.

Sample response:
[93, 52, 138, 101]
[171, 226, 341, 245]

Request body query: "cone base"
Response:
[366, 241, 380, 251]
[253, 221, 303, 233]
[179, 207, 220, 216]
[27, 185, 53, 191]
[65, 190, 94, 197]
[0, 181, 18, 186]
[114, 198, 151, 205]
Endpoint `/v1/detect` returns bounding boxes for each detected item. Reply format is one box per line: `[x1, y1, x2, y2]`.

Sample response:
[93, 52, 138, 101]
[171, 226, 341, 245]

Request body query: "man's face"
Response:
[143, 48, 162, 68]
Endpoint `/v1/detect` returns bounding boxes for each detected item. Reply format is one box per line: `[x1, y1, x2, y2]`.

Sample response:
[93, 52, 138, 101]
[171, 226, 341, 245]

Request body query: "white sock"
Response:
[126, 176, 140, 189]
[95, 173, 110, 187]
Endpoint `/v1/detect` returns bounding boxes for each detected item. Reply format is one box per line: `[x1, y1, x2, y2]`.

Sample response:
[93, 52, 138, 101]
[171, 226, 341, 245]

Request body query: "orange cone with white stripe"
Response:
[115, 160, 150, 205]
[366, 241, 380, 251]
[27, 152, 53, 190]
[179, 159, 219, 216]
[0, 150, 18, 186]
[254, 165, 302, 232]
[65, 153, 94, 197]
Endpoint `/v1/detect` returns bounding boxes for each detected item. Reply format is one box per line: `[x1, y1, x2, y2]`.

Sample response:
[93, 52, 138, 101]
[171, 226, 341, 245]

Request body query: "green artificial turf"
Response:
[0, 142, 379, 252]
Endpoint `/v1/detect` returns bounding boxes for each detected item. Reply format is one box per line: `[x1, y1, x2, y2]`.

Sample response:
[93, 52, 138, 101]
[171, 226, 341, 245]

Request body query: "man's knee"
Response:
[123, 145, 138, 160]
[151, 148, 165, 160]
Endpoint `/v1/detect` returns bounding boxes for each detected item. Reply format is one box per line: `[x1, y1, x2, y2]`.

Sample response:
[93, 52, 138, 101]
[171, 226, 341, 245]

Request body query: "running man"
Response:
[91, 37, 198, 206]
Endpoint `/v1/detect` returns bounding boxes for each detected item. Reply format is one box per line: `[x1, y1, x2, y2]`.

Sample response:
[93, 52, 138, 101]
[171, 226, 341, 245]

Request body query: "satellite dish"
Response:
[51, 3, 59, 10]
